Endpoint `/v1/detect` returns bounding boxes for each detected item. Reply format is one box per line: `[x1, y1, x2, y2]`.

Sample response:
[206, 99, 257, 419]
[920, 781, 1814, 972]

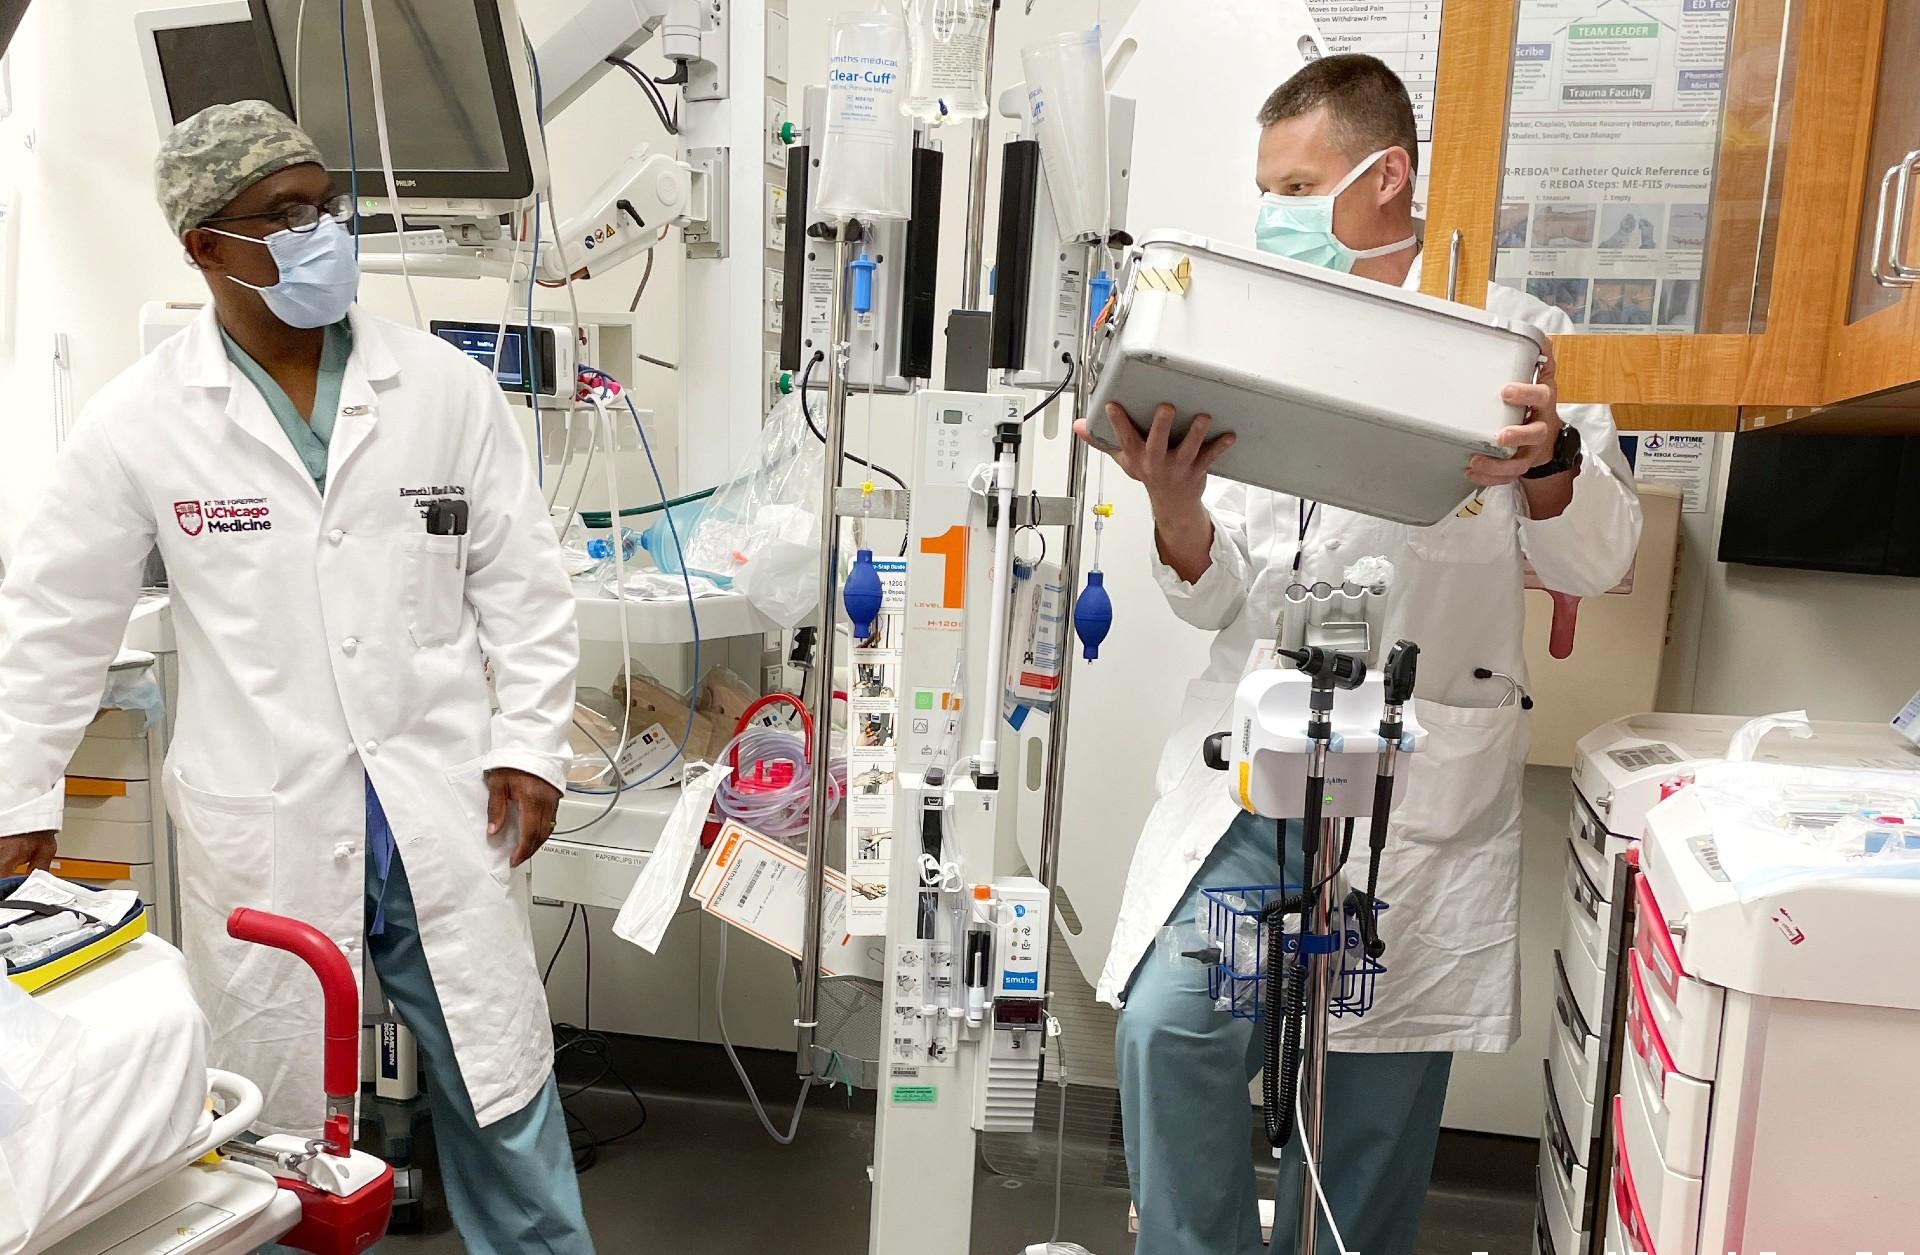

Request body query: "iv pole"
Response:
[796, 223, 859, 1075]
[1037, 242, 1096, 905]
[959, 0, 1002, 311]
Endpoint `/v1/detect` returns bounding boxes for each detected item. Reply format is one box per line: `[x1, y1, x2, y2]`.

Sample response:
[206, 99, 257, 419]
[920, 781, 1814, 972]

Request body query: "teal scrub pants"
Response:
[265, 790, 593, 1253]
[1116, 810, 1452, 1255]
[363, 824, 594, 1254]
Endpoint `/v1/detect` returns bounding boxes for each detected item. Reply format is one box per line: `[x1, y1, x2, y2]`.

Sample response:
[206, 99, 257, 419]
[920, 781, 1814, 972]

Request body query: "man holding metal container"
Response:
[1079, 54, 1641, 1255]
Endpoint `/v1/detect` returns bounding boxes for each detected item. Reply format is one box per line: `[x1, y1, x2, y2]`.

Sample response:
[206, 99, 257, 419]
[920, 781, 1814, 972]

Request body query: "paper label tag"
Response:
[891, 1084, 937, 1105]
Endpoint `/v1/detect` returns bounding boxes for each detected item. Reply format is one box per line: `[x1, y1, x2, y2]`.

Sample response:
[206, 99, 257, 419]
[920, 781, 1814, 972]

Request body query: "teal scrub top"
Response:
[221, 320, 353, 495]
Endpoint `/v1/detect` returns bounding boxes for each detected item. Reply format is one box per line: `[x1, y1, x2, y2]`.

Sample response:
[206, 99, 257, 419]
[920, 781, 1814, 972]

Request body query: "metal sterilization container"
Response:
[1085, 230, 1545, 526]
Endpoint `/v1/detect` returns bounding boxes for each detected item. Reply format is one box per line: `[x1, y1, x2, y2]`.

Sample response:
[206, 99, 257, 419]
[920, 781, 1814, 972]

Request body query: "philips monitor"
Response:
[249, 0, 547, 215]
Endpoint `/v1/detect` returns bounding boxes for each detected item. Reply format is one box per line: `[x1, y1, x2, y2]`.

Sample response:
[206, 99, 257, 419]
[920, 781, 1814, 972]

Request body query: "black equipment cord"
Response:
[540, 904, 651, 1172]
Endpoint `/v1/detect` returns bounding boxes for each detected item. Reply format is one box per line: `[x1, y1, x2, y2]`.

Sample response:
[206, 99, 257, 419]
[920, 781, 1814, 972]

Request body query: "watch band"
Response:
[1523, 423, 1584, 480]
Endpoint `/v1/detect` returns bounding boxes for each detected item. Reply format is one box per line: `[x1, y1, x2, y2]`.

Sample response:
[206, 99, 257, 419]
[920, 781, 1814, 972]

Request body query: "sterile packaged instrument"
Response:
[905, 0, 991, 123]
[816, 9, 915, 222]
[1019, 28, 1108, 243]
[1085, 231, 1545, 526]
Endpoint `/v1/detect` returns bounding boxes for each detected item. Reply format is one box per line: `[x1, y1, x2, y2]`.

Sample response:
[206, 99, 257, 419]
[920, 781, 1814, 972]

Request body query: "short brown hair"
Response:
[1257, 53, 1419, 175]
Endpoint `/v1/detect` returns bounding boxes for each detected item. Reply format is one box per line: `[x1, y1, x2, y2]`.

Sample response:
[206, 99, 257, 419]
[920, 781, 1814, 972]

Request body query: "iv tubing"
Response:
[975, 431, 1018, 779]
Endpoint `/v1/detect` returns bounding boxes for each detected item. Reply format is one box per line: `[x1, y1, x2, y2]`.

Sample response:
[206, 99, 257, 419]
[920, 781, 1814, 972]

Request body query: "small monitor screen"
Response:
[432, 321, 553, 395]
[153, 20, 288, 125]
[261, 0, 511, 177]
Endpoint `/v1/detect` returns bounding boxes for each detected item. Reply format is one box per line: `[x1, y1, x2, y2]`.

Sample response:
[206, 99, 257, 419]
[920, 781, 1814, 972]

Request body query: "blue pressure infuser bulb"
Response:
[1073, 570, 1113, 661]
[1074, 485, 1118, 660]
[845, 548, 883, 640]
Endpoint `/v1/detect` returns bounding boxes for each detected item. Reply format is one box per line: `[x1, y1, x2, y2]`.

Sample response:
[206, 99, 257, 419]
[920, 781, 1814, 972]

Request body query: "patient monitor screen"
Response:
[259, 0, 512, 176]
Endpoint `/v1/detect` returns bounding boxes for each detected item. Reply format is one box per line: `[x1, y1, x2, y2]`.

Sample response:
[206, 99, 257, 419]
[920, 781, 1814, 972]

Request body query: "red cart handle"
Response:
[228, 907, 359, 1157]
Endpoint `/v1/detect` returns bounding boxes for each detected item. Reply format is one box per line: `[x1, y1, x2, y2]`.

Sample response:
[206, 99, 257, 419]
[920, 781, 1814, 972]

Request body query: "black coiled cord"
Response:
[1263, 911, 1309, 1147]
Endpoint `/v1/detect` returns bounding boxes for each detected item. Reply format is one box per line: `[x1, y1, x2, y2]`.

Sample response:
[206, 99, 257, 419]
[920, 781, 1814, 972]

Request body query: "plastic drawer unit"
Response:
[1616, 1091, 1701, 1255]
[1084, 230, 1539, 526]
[1557, 905, 1610, 1037]
[1631, 875, 1724, 1081]
[1564, 792, 1621, 912]
[1537, 1071, 1593, 1251]
[1547, 973, 1603, 1151]
[1625, 951, 1712, 1177]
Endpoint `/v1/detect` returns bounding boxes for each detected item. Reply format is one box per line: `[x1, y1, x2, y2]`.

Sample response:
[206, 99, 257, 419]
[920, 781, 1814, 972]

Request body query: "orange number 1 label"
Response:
[919, 524, 968, 610]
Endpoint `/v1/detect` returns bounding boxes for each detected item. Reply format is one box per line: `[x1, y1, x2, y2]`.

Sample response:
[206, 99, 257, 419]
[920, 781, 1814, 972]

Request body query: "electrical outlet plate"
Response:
[764, 351, 784, 412]
[765, 98, 788, 168]
[764, 268, 785, 335]
[766, 12, 790, 84]
[766, 185, 787, 250]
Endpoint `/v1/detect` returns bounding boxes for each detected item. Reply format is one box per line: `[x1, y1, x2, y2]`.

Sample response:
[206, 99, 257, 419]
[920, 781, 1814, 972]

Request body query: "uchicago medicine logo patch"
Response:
[175, 498, 272, 537]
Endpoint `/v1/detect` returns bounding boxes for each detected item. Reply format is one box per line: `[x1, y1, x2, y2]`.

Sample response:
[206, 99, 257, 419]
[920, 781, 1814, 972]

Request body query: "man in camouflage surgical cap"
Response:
[0, 101, 592, 1253]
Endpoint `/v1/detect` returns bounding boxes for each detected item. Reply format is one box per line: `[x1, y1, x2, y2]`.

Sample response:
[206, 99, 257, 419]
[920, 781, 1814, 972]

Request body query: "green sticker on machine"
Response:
[891, 1084, 938, 1105]
[914, 690, 935, 711]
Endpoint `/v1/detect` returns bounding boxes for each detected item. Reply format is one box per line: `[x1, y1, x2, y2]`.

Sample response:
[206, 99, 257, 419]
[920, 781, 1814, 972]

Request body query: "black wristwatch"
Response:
[1523, 423, 1584, 480]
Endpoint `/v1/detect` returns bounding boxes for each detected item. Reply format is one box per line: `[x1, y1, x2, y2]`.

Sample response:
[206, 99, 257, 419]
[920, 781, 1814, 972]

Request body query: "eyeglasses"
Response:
[199, 193, 354, 234]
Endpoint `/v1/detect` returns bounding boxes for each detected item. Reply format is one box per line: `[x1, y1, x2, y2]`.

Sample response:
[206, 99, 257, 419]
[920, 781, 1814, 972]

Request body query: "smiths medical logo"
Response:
[176, 498, 272, 536]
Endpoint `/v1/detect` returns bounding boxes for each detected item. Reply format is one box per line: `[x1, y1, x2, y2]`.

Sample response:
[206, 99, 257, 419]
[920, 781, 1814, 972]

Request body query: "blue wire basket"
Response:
[1200, 884, 1387, 1022]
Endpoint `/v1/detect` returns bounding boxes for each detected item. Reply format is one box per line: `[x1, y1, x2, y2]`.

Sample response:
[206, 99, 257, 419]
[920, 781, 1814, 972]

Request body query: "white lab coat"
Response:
[1094, 263, 1642, 1054]
[0, 306, 579, 1134]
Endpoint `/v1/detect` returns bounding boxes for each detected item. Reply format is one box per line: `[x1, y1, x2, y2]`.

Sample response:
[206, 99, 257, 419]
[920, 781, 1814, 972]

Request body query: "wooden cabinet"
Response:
[1420, 0, 1920, 432]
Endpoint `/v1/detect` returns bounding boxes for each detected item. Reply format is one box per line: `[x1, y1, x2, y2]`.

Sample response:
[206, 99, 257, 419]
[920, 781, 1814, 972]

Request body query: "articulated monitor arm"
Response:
[358, 0, 721, 282]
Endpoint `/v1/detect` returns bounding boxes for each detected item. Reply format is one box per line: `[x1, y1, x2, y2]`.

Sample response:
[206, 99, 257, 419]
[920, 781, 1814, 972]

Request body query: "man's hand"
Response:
[1075, 403, 1235, 510]
[487, 769, 561, 868]
[1075, 403, 1235, 584]
[1, 832, 58, 875]
[1472, 337, 1566, 488]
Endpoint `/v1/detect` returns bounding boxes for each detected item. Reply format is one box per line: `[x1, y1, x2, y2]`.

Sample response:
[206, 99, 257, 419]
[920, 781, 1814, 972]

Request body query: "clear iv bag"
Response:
[1021, 28, 1110, 243]
[905, 0, 992, 123]
[817, 9, 915, 222]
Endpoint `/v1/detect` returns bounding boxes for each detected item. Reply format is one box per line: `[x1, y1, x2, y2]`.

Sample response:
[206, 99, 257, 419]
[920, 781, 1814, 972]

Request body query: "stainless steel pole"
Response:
[959, 0, 1002, 310]
[1036, 240, 1098, 903]
[1296, 814, 1342, 1255]
[796, 230, 857, 1074]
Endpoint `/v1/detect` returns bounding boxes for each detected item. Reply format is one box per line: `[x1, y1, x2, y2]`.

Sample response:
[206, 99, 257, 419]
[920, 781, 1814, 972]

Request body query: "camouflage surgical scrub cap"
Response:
[155, 100, 325, 238]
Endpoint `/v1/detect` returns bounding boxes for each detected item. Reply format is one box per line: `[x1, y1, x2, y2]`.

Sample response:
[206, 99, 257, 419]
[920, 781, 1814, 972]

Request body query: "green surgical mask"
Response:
[1254, 149, 1416, 273]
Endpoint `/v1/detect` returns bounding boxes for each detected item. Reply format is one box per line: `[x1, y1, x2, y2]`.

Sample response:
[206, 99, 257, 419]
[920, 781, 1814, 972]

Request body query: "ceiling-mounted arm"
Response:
[533, 0, 669, 119]
[534, 0, 722, 120]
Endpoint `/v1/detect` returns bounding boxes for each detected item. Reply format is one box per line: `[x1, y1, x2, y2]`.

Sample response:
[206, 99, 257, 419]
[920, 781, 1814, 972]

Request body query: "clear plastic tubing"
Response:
[714, 727, 851, 840]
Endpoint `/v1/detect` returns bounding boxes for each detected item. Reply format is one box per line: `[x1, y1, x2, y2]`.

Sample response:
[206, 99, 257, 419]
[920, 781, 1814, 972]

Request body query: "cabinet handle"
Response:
[1873, 161, 1900, 287]
[1888, 148, 1920, 282]
[1445, 228, 1463, 301]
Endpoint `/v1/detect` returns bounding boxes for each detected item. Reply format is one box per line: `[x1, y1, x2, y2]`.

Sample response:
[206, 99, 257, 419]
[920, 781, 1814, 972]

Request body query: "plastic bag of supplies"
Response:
[677, 390, 825, 627]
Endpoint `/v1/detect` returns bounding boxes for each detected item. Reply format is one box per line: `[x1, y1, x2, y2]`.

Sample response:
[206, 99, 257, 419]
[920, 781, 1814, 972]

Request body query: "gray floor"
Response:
[377, 1045, 1536, 1255]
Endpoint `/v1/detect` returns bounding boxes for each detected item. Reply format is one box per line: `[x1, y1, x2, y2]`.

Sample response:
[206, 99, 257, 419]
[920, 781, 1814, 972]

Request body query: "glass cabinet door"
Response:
[1486, 0, 1788, 339]
[1847, 1, 1920, 324]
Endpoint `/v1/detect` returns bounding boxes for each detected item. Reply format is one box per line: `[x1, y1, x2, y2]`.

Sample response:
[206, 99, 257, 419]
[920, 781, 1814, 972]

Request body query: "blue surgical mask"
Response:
[1255, 149, 1416, 273]
[204, 215, 360, 328]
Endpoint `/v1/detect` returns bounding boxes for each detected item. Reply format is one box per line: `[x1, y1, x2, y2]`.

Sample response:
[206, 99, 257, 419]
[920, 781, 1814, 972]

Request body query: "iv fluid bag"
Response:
[817, 9, 914, 222]
[905, 0, 991, 123]
[1021, 28, 1109, 243]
